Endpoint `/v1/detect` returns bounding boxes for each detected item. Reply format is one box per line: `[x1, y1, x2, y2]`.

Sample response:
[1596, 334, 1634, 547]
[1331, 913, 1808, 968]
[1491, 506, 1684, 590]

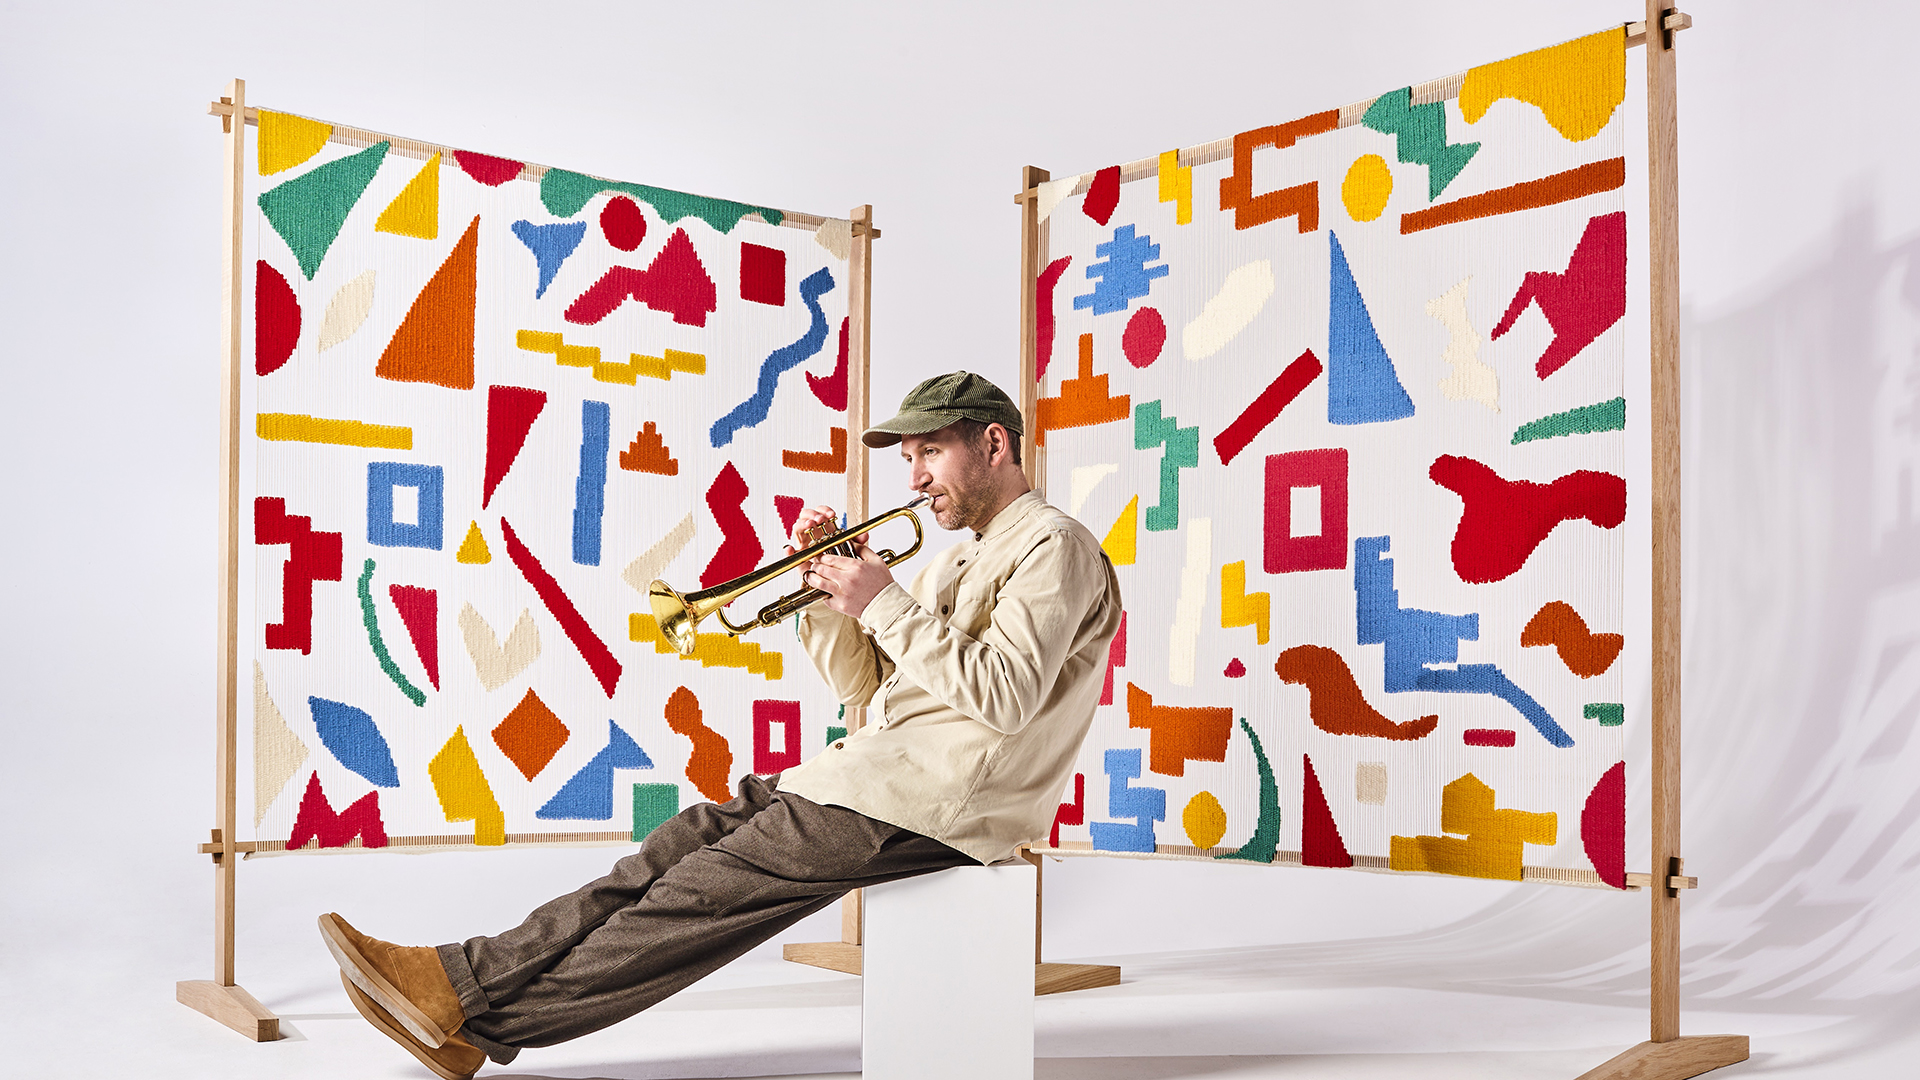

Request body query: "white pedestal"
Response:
[861, 860, 1036, 1080]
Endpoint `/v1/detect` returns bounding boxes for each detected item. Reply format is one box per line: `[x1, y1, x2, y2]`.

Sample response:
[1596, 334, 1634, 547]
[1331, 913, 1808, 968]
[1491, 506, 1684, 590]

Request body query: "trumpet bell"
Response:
[647, 579, 699, 655]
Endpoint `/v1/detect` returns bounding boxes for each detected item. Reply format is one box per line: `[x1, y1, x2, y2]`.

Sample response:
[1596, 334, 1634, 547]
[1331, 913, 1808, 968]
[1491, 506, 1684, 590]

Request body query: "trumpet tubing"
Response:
[647, 497, 928, 655]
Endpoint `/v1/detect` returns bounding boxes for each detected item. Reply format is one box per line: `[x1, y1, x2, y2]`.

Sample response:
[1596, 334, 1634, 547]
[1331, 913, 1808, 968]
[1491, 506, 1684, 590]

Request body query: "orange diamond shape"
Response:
[493, 688, 570, 780]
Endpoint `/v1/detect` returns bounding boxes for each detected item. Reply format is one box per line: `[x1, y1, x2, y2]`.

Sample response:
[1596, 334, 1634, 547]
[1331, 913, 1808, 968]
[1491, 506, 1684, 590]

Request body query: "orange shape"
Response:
[1035, 334, 1130, 447]
[492, 688, 570, 780]
[1217, 112, 1339, 232]
[1520, 600, 1622, 678]
[782, 426, 848, 473]
[1274, 644, 1436, 740]
[1126, 682, 1232, 777]
[665, 685, 733, 803]
[620, 421, 680, 475]
[376, 215, 480, 389]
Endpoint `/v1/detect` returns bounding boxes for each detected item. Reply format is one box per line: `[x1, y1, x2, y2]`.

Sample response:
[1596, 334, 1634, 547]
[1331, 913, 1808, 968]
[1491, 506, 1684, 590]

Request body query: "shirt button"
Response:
[832, 741, 845, 750]
[941, 605, 949, 614]
[958, 559, 966, 566]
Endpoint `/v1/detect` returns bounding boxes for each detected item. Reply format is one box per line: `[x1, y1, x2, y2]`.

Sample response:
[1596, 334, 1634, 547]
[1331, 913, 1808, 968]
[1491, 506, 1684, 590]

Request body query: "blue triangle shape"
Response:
[511, 220, 588, 299]
[1327, 232, 1415, 425]
[537, 720, 652, 820]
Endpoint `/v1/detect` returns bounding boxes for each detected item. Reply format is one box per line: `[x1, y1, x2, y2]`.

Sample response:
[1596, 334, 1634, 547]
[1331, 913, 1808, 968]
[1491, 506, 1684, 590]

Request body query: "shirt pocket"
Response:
[947, 579, 1000, 639]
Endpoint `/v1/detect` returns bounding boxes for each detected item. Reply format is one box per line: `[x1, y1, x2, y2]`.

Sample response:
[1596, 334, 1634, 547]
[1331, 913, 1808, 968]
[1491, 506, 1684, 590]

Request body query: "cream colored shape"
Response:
[814, 219, 852, 261]
[458, 603, 542, 692]
[1355, 761, 1388, 805]
[317, 270, 377, 352]
[622, 512, 698, 595]
[252, 661, 309, 826]
[1426, 277, 1498, 411]
[1167, 518, 1212, 687]
[1034, 173, 1088, 224]
[1182, 260, 1275, 361]
[1069, 464, 1119, 516]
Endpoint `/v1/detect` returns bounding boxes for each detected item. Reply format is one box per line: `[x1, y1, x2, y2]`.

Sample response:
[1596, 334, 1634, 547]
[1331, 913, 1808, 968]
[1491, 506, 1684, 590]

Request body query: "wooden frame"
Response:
[1012, 12, 1744, 1078]
[186, 84, 879, 1038]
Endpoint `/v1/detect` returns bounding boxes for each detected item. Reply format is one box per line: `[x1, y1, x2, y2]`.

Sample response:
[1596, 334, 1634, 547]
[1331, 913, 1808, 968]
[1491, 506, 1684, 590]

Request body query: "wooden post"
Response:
[1579, 10, 1745, 1078]
[1016, 166, 1049, 491]
[842, 203, 876, 948]
[178, 77, 280, 1042]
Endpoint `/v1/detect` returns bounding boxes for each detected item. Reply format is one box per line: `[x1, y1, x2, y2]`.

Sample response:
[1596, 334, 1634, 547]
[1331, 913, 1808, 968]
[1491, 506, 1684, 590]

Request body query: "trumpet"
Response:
[647, 496, 929, 655]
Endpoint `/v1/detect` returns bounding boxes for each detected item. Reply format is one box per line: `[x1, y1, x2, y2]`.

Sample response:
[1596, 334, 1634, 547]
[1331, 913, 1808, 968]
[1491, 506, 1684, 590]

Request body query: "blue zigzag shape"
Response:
[710, 267, 835, 448]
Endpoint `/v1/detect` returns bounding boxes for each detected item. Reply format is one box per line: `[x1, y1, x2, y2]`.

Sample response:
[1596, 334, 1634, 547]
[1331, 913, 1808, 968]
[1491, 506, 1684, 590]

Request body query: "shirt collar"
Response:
[973, 490, 1043, 543]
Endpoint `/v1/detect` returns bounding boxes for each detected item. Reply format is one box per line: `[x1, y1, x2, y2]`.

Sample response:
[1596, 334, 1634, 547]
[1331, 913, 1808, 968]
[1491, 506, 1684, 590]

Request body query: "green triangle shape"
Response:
[258, 141, 392, 279]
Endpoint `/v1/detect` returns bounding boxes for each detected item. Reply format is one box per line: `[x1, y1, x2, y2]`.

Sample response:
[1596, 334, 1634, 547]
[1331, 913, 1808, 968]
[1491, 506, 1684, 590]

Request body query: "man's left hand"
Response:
[806, 543, 894, 619]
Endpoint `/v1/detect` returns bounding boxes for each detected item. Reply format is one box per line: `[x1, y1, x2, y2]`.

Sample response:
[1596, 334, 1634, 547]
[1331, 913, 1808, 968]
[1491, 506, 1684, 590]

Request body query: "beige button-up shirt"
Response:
[775, 491, 1122, 864]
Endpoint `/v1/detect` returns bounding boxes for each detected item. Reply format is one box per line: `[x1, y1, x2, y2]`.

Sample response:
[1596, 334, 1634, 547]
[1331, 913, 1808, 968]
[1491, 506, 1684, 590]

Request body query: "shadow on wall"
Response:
[1080, 198, 1920, 1057]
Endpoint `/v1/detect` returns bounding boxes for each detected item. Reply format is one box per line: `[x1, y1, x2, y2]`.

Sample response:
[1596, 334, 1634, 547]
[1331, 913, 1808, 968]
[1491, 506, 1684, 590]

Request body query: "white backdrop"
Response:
[3, 2, 1918, 1077]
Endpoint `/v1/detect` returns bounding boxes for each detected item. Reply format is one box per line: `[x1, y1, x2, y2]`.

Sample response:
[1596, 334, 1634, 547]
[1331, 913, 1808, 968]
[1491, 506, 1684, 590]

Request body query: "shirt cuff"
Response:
[857, 582, 916, 634]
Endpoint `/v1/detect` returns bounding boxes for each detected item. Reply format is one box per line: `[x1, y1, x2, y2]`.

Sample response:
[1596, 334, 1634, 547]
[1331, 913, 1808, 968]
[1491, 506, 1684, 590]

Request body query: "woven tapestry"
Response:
[1036, 29, 1632, 887]
[242, 116, 857, 850]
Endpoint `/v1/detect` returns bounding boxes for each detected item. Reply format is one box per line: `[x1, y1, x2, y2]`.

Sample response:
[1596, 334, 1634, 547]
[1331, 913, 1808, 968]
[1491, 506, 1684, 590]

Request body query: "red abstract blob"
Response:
[1034, 256, 1072, 381]
[1428, 455, 1627, 584]
[739, 242, 786, 306]
[451, 150, 524, 186]
[482, 385, 547, 509]
[1582, 761, 1627, 888]
[387, 584, 440, 690]
[701, 462, 763, 588]
[288, 773, 388, 850]
[1274, 644, 1437, 740]
[564, 266, 647, 325]
[1083, 165, 1121, 226]
[807, 317, 849, 410]
[1491, 211, 1626, 379]
[255, 496, 343, 655]
[1100, 611, 1128, 706]
[1122, 306, 1166, 368]
[773, 495, 804, 538]
[255, 260, 301, 375]
[1301, 755, 1353, 868]
[1050, 772, 1085, 847]
[600, 196, 647, 251]
[639, 228, 717, 326]
[500, 518, 623, 698]
[1224, 658, 1247, 678]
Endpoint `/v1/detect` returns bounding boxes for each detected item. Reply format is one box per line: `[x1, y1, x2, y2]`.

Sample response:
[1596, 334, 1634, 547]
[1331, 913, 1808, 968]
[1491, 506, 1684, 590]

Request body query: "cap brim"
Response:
[860, 409, 968, 448]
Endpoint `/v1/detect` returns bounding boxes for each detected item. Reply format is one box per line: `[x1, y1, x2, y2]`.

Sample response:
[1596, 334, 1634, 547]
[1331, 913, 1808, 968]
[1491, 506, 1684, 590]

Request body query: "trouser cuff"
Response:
[437, 942, 520, 1064]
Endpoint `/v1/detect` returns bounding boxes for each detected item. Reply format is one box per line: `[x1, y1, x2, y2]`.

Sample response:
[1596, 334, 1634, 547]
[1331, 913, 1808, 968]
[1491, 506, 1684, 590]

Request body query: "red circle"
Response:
[1122, 306, 1166, 368]
[601, 196, 647, 251]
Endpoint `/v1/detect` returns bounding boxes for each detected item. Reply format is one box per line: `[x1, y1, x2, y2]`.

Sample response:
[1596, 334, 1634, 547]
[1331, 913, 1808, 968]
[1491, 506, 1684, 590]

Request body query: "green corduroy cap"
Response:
[861, 370, 1026, 448]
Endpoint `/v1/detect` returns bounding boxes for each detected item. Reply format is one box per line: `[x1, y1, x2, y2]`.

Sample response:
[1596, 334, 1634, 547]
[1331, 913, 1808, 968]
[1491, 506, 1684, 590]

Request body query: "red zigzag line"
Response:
[501, 518, 623, 697]
[701, 462, 764, 588]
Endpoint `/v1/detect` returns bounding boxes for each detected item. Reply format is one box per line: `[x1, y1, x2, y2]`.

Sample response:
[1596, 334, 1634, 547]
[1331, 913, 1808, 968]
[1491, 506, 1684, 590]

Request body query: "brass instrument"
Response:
[647, 496, 929, 654]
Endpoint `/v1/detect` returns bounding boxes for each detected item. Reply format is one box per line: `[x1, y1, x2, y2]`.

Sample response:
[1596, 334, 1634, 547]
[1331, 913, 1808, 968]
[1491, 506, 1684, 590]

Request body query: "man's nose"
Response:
[909, 462, 929, 490]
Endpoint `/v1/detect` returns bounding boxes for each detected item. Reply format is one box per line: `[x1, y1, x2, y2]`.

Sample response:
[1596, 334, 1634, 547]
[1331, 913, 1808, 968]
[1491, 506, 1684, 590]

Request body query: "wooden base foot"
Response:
[177, 980, 280, 1041]
[1577, 1035, 1750, 1080]
[782, 942, 1122, 996]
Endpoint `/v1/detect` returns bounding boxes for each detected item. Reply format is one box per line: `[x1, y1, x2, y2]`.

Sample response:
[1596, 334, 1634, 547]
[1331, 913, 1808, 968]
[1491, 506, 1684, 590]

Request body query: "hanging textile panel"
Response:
[1036, 29, 1632, 887]
[243, 117, 859, 851]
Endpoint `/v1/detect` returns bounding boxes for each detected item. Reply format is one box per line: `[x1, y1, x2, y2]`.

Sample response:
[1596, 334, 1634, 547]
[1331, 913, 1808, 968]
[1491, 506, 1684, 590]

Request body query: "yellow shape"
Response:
[1219, 560, 1270, 644]
[630, 614, 783, 679]
[1340, 154, 1393, 222]
[556, 342, 599, 368]
[517, 329, 563, 353]
[256, 413, 412, 450]
[1157, 150, 1192, 225]
[1183, 791, 1226, 850]
[428, 726, 506, 845]
[625, 348, 707, 383]
[258, 110, 333, 175]
[1388, 773, 1556, 881]
[1458, 27, 1627, 143]
[374, 152, 441, 240]
[517, 329, 706, 386]
[1101, 496, 1139, 565]
[456, 521, 492, 565]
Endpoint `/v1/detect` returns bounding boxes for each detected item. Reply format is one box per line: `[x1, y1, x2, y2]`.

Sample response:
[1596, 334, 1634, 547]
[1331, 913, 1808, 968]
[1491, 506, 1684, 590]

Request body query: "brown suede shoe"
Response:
[319, 912, 466, 1048]
[340, 972, 485, 1080]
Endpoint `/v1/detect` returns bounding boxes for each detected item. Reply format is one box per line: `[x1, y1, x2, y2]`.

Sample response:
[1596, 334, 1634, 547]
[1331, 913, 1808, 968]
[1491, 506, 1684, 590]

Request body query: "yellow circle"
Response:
[1183, 791, 1227, 850]
[1341, 154, 1393, 222]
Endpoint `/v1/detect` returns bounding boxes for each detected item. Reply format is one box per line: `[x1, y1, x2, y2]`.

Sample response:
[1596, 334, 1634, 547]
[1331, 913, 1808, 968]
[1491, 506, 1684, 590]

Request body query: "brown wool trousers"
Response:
[436, 774, 973, 1064]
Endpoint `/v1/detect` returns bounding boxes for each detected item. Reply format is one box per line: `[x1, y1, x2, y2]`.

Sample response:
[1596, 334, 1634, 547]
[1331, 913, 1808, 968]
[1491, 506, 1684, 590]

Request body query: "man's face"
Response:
[900, 426, 994, 532]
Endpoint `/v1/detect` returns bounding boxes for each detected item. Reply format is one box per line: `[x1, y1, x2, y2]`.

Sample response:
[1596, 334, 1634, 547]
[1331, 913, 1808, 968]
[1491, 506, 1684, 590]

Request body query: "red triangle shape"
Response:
[376, 215, 479, 389]
[483, 385, 547, 509]
[387, 584, 440, 690]
[1301, 754, 1353, 868]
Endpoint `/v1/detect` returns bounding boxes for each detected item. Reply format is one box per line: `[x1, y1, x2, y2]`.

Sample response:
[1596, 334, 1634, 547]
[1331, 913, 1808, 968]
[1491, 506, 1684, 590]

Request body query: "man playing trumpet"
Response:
[318, 371, 1123, 1078]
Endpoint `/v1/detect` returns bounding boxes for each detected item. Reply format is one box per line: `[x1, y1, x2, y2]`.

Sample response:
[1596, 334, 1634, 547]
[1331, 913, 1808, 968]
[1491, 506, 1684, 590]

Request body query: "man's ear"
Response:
[986, 423, 1011, 466]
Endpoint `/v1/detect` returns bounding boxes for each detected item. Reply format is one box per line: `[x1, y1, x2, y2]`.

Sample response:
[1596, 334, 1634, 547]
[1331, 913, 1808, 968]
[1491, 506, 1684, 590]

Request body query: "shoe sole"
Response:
[340, 973, 479, 1080]
[318, 912, 450, 1049]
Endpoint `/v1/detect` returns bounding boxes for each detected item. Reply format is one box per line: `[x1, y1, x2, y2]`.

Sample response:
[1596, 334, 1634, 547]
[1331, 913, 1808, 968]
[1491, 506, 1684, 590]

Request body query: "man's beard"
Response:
[930, 448, 994, 531]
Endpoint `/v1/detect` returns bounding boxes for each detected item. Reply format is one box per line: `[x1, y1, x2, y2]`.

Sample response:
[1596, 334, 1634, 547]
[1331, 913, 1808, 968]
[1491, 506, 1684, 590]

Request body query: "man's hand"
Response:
[805, 543, 895, 619]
